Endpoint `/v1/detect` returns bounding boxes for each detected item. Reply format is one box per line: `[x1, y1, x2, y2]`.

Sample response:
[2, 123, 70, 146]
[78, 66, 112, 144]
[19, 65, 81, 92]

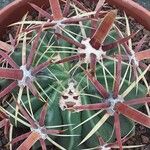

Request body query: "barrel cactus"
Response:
[0, 0, 150, 150]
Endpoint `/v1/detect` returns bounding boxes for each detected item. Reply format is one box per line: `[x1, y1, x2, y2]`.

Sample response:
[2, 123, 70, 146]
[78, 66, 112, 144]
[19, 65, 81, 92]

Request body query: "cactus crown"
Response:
[0, 0, 150, 150]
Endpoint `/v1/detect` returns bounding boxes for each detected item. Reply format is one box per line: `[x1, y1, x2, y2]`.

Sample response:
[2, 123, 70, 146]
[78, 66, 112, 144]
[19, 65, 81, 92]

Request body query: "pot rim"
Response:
[0, 0, 149, 39]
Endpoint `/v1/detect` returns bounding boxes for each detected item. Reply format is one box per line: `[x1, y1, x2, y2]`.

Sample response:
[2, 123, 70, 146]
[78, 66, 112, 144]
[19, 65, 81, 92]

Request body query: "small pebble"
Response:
[141, 135, 150, 144]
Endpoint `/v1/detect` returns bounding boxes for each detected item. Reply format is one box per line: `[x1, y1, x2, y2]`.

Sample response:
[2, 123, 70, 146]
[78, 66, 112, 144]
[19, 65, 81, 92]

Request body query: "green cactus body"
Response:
[0, 2, 149, 149]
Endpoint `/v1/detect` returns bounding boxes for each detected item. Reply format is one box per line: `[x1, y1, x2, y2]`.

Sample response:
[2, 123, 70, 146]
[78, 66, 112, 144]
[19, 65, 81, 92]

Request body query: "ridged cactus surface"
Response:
[0, 1, 150, 150]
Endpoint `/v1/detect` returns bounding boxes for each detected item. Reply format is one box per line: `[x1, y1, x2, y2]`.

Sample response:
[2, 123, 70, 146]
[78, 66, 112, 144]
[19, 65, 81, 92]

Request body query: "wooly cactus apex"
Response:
[0, 0, 150, 150]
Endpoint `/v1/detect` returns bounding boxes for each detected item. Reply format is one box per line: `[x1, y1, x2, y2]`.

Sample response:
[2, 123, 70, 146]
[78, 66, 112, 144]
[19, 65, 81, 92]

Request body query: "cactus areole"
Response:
[0, 0, 149, 150]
